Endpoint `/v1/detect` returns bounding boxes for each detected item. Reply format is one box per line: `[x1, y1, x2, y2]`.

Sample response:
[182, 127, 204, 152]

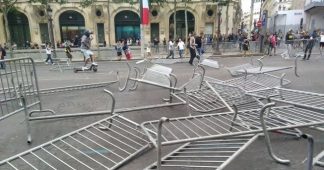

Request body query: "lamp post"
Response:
[47, 5, 56, 58]
[215, 6, 222, 54]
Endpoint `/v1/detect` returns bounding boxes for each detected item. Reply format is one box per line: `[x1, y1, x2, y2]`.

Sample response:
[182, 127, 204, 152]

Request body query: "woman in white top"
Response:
[320, 32, 324, 50]
[45, 42, 53, 64]
[146, 42, 152, 58]
[177, 38, 185, 58]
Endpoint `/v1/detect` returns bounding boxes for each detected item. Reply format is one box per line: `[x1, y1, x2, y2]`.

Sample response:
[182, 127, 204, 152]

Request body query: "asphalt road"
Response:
[0, 53, 324, 170]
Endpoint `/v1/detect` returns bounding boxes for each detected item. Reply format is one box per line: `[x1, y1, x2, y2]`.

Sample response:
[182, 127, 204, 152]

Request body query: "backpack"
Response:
[270, 36, 276, 45]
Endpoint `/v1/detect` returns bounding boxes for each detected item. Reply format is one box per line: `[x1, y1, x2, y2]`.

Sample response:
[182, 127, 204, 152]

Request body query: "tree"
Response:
[0, 0, 18, 57]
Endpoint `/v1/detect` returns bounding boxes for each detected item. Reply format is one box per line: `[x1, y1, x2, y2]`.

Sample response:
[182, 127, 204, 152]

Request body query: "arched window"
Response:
[8, 10, 31, 48]
[59, 10, 85, 44]
[114, 10, 140, 42]
[169, 10, 195, 40]
[278, 5, 282, 11]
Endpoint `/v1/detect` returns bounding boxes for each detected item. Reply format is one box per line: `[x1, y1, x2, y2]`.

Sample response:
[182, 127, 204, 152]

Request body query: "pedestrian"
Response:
[45, 42, 53, 64]
[0, 44, 6, 69]
[177, 38, 185, 58]
[153, 37, 159, 53]
[80, 30, 97, 70]
[115, 40, 123, 60]
[162, 38, 167, 52]
[268, 33, 277, 56]
[166, 39, 174, 59]
[188, 32, 199, 65]
[65, 43, 73, 63]
[242, 36, 249, 57]
[146, 41, 152, 58]
[285, 29, 294, 54]
[303, 31, 316, 60]
[195, 32, 203, 56]
[122, 40, 132, 60]
[320, 32, 324, 50]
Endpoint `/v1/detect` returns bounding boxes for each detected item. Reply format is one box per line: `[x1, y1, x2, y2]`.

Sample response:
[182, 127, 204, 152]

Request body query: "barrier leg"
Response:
[229, 104, 239, 131]
[157, 117, 169, 170]
[314, 150, 324, 167]
[129, 67, 140, 91]
[21, 95, 32, 144]
[301, 134, 314, 170]
[260, 103, 290, 164]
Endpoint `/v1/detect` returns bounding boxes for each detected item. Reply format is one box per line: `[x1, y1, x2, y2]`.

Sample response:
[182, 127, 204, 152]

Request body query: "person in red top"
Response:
[268, 33, 277, 56]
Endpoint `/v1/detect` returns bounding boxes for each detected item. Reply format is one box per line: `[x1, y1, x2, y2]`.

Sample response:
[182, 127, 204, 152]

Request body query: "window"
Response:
[278, 5, 282, 10]
[283, 6, 286, 10]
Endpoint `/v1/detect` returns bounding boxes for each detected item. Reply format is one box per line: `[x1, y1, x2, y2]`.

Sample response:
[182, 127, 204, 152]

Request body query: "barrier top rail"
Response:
[0, 115, 151, 170]
[246, 87, 324, 111]
[141, 105, 324, 146]
[224, 73, 291, 92]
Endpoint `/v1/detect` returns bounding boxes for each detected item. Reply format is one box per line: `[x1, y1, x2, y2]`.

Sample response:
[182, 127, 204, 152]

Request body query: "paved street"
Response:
[1, 53, 324, 169]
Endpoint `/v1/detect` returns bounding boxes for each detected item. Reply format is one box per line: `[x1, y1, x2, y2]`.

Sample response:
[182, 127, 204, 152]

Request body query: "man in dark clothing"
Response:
[303, 31, 316, 60]
[153, 37, 159, 53]
[195, 33, 203, 56]
[0, 44, 6, 69]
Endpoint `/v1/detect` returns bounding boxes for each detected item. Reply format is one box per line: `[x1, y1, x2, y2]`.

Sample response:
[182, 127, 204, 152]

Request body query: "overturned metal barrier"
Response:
[227, 56, 299, 77]
[146, 134, 259, 170]
[0, 57, 42, 120]
[172, 82, 232, 113]
[50, 58, 75, 72]
[246, 87, 324, 111]
[224, 73, 291, 92]
[0, 115, 151, 170]
[142, 105, 324, 164]
[207, 81, 264, 111]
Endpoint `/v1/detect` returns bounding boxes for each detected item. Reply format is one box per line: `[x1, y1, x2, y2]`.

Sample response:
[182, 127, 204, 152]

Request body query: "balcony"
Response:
[305, 0, 324, 12]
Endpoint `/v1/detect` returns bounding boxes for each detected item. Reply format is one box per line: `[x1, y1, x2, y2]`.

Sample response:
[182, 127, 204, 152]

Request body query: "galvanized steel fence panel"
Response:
[141, 106, 324, 146]
[0, 57, 41, 120]
[0, 115, 151, 170]
[146, 135, 258, 170]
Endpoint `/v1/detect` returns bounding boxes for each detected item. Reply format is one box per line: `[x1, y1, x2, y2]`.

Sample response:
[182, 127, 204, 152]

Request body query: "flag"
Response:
[141, 0, 149, 25]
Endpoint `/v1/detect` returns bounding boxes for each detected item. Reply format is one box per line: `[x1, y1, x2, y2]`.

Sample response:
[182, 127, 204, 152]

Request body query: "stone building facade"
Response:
[0, 0, 242, 48]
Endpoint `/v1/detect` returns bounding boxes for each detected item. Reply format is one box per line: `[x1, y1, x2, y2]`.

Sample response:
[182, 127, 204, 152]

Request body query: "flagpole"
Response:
[140, 24, 145, 59]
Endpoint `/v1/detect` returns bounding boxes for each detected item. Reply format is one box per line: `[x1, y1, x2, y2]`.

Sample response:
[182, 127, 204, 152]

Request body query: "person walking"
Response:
[177, 38, 185, 58]
[320, 32, 324, 50]
[0, 44, 6, 69]
[166, 39, 174, 59]
[195, 32, 203, 56]
[115, 40, 123, 60]
[268, 33, 277, 56]
[146, 41, 152, 58]
[153, 37, 159, 54]
[65, 43, 73, 63]
[188, 33, 199, 65]
[242, 36, 249, 57]
[45, 42, 53, 64]
[303, 31, 316, 60]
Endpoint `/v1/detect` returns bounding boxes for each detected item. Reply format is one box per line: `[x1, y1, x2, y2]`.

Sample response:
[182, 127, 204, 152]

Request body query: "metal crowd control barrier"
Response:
[314, 150, 324, 167]
[207, 81, 264, 111]
[152, 58, 183, 65]
[224, 73, 291, 92]
[198, 59, 220, 69]
[141, 105, 324, 164]
[0, 115, 151, 170]
[0, 57, 42, 121]
[145, 134, 259, 170]
[172, 81, 232, 113]
[50, 58, 75, 72]
[285, 39, 323, 58]
[246, 87, 324, 112]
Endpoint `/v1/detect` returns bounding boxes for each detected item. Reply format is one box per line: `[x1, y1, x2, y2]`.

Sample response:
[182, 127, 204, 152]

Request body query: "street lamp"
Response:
[47, 5, 56, 58]
[215, 6, 222, 54]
